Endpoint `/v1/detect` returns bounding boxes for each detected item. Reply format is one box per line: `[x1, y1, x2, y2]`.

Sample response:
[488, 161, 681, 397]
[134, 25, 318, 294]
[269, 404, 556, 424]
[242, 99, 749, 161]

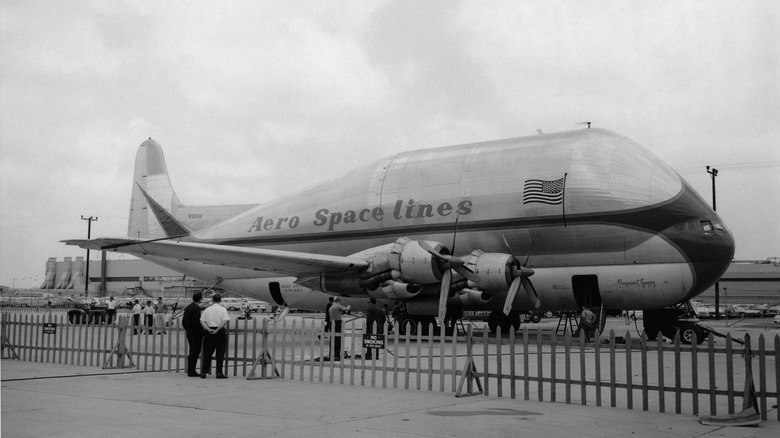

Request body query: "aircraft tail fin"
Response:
[127, 139, 259, 239]
[128, 139, 187, 239]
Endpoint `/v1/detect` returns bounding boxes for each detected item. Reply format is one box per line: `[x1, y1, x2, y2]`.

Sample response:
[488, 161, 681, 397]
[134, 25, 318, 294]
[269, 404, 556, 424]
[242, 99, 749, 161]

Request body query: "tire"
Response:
[399, 316, 418, 336]
[681, 325, 705, 345]
[487, 312, 500, 333]
[529, 313, 542, 323]
[544, 311, 554, 318]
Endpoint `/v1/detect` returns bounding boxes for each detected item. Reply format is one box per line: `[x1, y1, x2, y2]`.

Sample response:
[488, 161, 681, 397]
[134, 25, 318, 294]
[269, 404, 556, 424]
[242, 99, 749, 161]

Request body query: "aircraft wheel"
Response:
[529, 312, 542, 324]
[487, 312, 500, 333]
[681, 325, 705, 345]
[399, 316, 418, 336]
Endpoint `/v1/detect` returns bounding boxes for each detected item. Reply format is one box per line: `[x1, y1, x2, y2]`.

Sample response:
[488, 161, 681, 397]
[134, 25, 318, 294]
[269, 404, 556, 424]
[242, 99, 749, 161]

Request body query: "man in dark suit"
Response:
[182, 292, 204, 377]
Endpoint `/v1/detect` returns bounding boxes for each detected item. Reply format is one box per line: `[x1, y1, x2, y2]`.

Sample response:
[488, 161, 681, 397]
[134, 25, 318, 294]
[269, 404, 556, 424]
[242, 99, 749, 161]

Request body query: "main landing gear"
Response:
[643, 302, 706, 345]
[487, 311, 522, 334]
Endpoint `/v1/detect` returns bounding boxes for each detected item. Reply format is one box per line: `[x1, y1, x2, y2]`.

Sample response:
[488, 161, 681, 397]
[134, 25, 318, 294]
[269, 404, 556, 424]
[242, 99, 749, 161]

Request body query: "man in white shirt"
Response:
[106, 297, 117, 325]
[200, 294, 230, 379]
[131, 300, 142, 334]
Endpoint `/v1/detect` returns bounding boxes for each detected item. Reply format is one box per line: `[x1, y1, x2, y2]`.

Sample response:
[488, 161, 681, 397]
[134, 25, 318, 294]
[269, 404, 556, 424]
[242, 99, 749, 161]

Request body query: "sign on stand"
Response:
[362, 334, 385, 349]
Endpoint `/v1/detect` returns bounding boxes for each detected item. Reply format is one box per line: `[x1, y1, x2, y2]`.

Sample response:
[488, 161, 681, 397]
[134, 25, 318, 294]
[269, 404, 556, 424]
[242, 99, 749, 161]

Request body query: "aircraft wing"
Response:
[62, 238, 369, 277]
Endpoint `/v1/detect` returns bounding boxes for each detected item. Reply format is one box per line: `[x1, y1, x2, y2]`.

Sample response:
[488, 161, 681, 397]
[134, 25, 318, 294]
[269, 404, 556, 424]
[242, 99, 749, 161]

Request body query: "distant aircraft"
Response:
[65, 128, 734, 341]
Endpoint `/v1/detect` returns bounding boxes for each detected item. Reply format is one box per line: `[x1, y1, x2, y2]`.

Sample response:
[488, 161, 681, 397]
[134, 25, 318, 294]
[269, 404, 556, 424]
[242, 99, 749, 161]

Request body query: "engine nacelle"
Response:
[464, 250, 514, 292]
[367, 280, 423, 300]
[353, 237, 446, 287]
[452, 288, 493, 306]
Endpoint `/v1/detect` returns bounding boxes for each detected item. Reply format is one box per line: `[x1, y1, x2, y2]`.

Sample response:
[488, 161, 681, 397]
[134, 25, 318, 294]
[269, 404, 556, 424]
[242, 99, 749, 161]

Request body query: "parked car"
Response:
[774, 315, 780, 325]
[245, 299, 268, 313]
[693, 305, 716, 318]
[731, 304, 763, 318]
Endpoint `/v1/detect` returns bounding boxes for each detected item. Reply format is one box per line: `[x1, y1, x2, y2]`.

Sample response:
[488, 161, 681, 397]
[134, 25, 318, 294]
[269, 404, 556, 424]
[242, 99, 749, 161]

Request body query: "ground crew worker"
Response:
[579, 307, 597, 342]
[328, 297, 350, 361]
[365, 298, 385, 359]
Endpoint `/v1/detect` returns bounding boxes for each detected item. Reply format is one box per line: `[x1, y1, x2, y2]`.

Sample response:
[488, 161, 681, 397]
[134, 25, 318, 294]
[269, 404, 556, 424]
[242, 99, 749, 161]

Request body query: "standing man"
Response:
[579, 307, 597, 342]
[324, 296, 334, 333]
[364, 298, 385, 360]
[200, 294, 230, 379]
[154, 297, 167, 334]
[182, 292, 204, 377]
[131, 299, 142, 334]
[328, 297, 350, 361]
[144, 300, 155, 334]
[106, 297, 117, 325]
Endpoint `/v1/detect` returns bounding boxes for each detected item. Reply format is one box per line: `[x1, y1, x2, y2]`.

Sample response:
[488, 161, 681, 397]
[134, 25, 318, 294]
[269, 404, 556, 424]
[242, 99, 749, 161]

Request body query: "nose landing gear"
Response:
[643, 302, 706, 345]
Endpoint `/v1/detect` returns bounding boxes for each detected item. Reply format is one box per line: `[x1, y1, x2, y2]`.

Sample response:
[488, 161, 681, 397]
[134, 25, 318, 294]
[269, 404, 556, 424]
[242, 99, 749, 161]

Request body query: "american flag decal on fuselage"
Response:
[523, 177, 565, 205]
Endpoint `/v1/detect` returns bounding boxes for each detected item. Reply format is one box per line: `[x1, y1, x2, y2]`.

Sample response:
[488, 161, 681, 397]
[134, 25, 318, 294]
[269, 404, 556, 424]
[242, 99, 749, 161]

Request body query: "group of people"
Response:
[323, 297, 404, 361]
[129, 297, 169, 335]
[181, 292, 231, 379]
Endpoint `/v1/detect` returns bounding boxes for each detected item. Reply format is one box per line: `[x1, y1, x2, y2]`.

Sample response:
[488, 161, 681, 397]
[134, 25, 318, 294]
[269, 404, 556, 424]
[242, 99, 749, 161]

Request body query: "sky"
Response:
[1, 0, 778, 289]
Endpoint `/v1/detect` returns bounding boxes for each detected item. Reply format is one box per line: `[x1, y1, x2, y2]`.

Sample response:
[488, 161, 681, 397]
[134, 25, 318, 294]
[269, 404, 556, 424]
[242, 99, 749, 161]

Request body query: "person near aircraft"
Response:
[391, 302, 403, 324]
[106, 296, 117, 324]
[155, 297, 167, 334]
[200, 293, 230, 379]
[182, 292, 204, 377]
[578, 307, 597, 342]
[324, 296, 334, 333]
[144, 300, 155, 334]
[364, 298, 385, 360]
[131, 300, 141, 334]
[328, 297, 350, 361]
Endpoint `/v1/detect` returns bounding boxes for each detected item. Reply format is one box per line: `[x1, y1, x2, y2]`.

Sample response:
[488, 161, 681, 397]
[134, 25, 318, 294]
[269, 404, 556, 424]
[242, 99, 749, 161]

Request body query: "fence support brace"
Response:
[103, 315, 135, 369]
[247, 319, 280, 380]
[455, 325, 482, 397]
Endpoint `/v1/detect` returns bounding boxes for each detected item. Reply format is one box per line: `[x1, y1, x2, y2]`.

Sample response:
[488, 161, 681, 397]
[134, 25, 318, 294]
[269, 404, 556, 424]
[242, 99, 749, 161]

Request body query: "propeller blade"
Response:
[503, 277, 521, 315]
[437, 269, 452, 326]
[453, 265, 481, 285]
[418, 240, 446, 260]
[522, 277, 541, 309]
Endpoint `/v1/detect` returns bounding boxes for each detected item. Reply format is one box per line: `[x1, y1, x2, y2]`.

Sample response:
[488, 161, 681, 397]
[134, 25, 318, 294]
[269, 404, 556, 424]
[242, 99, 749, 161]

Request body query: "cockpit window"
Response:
[700, 220, 713, 231]
[714, 222, 725, 231]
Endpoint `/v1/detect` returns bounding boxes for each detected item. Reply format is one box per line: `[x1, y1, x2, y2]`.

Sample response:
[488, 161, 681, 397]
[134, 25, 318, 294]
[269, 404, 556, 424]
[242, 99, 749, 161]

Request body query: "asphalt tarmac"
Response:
[2, 359, 778, 438]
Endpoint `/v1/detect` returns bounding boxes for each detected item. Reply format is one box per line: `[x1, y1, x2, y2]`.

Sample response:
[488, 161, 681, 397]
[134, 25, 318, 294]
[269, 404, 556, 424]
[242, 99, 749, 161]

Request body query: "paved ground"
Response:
[2, 359, 777, 438]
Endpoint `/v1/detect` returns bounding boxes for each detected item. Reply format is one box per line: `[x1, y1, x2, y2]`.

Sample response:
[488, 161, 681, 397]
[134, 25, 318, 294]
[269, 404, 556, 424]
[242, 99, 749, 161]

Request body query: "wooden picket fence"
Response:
[2, 311, 778, 421]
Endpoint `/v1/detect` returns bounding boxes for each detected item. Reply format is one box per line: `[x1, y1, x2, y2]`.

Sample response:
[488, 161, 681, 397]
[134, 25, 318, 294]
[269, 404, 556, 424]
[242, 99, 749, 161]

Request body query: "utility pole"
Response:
[706, 166, 720, 318]
[81, 216, 98, 295]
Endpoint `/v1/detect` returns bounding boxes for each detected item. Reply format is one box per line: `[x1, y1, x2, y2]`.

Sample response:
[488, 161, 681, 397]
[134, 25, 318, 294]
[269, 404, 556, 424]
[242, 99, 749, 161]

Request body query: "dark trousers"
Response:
[186, 330, 203, 375]
[106, 309, 116, 324]
[133, 314, 140, 333]
[145, 315, 153, 333]
[201, 328, 227, 375]
[332, 320, 342, 359]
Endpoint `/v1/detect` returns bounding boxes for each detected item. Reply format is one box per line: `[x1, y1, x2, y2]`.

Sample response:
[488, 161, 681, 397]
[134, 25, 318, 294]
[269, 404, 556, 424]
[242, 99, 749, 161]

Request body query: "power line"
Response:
[676, 161, 780, 175]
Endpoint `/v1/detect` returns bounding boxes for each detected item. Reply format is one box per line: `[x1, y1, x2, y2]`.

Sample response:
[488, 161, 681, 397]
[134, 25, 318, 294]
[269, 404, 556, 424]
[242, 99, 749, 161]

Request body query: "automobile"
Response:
[764, 305, 780, 317]
[774, 315, 780, 325]
[730, 304, 763, 318]
[221, 297, 253, 311]
[245, 299, 268, 313]
[693, 305, 716, 319]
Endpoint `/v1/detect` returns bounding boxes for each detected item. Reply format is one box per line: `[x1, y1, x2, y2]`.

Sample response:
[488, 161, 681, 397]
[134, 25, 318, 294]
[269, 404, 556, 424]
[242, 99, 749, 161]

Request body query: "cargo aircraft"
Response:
[64, 128, 734, 341]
